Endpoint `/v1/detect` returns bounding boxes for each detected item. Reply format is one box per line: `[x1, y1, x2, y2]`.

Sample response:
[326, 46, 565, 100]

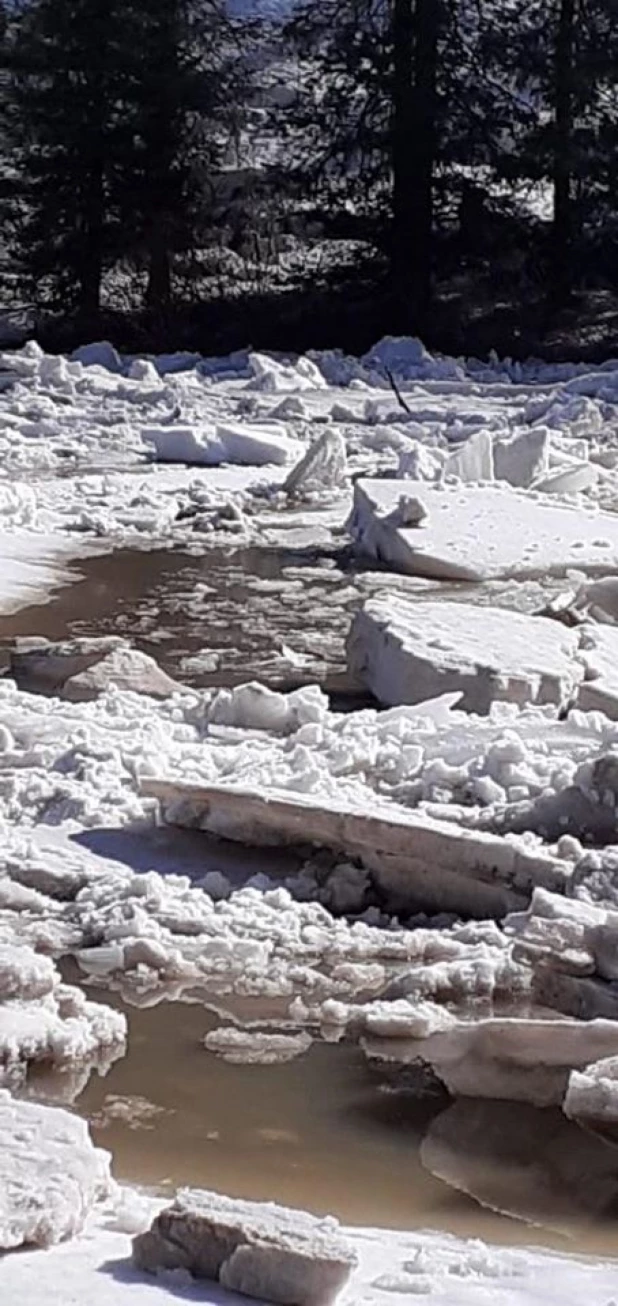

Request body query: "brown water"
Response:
[0, 545, 368, 703]
[28, 993, 618, 1258]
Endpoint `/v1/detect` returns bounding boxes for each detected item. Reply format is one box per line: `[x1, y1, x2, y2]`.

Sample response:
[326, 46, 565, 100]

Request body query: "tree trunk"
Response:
[146, 220, 172, 311]
[78, 164, 104, 319]
[391, 0, 440, 333]
[550, 0, 576, 307]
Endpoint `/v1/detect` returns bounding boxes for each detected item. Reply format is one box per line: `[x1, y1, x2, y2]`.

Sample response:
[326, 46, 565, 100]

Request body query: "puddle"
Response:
[27, 994, 618, 1256]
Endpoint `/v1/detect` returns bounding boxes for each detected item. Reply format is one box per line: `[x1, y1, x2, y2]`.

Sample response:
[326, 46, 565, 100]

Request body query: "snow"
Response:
[348, 596, 582, 713]
[2, 1193, 618, 1306]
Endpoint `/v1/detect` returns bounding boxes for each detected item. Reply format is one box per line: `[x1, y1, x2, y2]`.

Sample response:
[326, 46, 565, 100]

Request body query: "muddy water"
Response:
[0, 545, 367, 702]
[30, 994, 617, 1257]
[0, 544, 569, 700]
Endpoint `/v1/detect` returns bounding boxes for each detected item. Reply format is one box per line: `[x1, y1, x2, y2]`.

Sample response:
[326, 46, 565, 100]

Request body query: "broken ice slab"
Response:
[363, 1011, 618, 1106]
[348, 596, 582, 713]
[141, 779, 571, 918]
[133, 1188, 356, 1306]
[349, 478, 618, 581]
[142, 418, 302, 467]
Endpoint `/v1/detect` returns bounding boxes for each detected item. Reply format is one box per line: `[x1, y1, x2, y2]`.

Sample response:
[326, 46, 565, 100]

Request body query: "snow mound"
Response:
[0, 1091, 112, 1249]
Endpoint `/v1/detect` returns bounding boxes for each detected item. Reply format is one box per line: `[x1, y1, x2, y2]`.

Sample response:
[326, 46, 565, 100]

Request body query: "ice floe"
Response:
[350, 479, 618, 581]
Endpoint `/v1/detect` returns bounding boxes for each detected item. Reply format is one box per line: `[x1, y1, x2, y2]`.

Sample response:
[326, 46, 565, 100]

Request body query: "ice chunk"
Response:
[133, 1188, 356, 1305]
[443, 430, 494, 483]
[573, 576, 618, 624]
[209, 683, 329, 734]
[246, 353, 327, 393]
[62, 646, 182, 702]
[71, 340, 123, 372]
[493, 427, 550, 488]
[532, 462, 598, 495]
[283, 430, 348, 497]
[348, 596, 582, 713]
[564, 1056, 618, 1127]
[204, 1028, 313, 1064]
[9, 638, 181, 701]
[350, 478, 618, 581]
[576, 624, 618, 717]
[143, 420, 301, 466]
[0, 1091, 112, 1249]
[0, 945, 56, 1002]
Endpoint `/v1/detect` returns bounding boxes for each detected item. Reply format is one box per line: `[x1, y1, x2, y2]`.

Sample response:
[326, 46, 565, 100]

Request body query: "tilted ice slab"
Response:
[348, 596, 582, 713]
[144, 779, 571, 918]
[575, 624, 618, 718]
[350, 478, 618, 581]
[134, 1189, 356, 1305]
[0, 1091, 112, 1249]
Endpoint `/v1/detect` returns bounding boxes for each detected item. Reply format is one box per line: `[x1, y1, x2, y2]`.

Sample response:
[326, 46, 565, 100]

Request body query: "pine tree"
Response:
[118, 0, 247, 313]
[10, 0, 130, 318]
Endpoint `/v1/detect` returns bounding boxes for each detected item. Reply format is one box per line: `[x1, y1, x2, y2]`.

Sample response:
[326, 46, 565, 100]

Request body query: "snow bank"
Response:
[348, 596, 582, 713]
[0, 1091, 112, 1249]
